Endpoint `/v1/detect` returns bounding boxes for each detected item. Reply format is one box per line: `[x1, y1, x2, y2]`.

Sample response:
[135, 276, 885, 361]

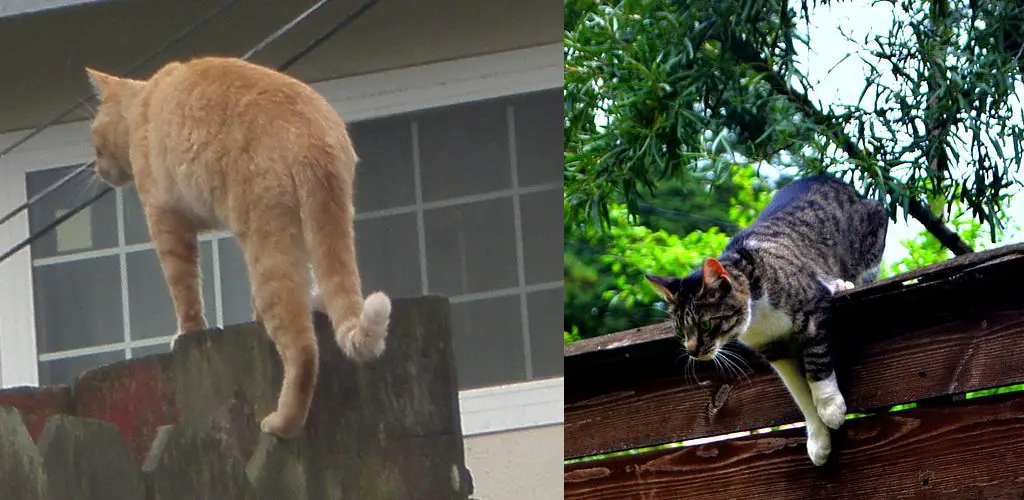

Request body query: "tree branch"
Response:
[723, 34, 974, 255]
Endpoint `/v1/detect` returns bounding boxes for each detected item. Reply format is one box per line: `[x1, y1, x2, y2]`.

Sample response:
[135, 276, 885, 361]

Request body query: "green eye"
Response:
[700, 319, 711, 331]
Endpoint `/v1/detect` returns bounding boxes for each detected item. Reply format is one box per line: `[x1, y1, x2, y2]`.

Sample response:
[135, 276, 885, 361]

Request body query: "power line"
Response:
[0, 0, 242, 162]
[0, 0, 243, 226]
[0, 0, 384, 266]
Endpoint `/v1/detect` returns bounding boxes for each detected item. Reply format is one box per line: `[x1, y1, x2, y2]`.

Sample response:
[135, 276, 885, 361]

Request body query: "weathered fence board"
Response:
[143, 424, 259, 500]
[0, 295, 473, 500]
[565, 245, 1024, 459]
[0, 406, 46, 500]
[565, 392, 1024, 499]
[39, 415, 146, 500]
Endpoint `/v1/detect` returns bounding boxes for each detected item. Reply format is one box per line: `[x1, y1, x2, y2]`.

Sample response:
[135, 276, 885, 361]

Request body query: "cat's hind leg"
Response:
[770, 358, 835, 466]
[802, 315, 847, 430]
[241, 226, 319, 439]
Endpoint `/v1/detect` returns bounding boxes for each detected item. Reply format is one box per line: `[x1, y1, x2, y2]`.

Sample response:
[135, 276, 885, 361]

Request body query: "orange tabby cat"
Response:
[85, 57, 391, 438]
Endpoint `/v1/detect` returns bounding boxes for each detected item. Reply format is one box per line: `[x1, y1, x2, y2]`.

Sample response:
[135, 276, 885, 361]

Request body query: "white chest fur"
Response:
[738, 295, 793, 349]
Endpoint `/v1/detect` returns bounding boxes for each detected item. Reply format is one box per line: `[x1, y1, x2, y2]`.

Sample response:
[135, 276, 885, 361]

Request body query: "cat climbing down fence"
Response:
[645, 174, 888, 466]
[85, 57, 391, 439]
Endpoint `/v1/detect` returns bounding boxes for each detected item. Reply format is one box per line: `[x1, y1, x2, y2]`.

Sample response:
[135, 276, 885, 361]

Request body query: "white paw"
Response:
[835, 280, 855, 292]
[816, 394, 847, 430]
[806, 428, 832, 466]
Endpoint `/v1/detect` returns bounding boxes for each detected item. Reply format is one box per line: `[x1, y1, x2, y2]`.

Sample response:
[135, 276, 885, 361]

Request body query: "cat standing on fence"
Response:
[645, 174, 887, 466]
[84, 57, 391, 438]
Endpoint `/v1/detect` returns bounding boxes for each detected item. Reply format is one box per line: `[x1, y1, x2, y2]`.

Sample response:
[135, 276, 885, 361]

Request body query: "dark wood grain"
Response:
[565, 392, 1024, 500]
[565, 252, 1024, 459]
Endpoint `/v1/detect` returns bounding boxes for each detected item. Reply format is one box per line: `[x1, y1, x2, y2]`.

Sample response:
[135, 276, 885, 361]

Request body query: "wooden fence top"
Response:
[0, 296, 475, 500]
[565, 242, 1024, 359]
[565, 242, 1024, 460]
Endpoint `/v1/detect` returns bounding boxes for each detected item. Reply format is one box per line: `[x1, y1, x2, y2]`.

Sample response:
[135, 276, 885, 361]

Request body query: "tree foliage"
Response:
[564, 166, 773, 342]
[564, 0, 1024, 249]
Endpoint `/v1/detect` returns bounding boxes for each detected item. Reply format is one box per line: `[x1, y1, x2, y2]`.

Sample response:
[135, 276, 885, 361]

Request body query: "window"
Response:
[26, 89, 563, 391]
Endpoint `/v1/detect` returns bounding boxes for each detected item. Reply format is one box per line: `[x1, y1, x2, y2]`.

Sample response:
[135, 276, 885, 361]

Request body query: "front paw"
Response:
[816, 393, 847, 430]
[169, 331, 187, 350]
[806, 428, 832, 466]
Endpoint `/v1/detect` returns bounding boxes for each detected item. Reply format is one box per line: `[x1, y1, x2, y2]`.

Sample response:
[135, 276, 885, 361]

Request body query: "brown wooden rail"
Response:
[564, 243, 1024, 498]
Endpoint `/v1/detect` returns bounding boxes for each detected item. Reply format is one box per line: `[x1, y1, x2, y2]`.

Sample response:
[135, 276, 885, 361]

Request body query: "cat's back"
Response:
[754, 174, 860, 223]
[139, 57, 342, 134]
[729, 173, 887, 280]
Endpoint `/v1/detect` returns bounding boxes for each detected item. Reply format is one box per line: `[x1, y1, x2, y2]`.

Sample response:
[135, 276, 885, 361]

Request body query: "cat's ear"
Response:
[701, 258, 732, 294]
[645, 274, 681, 301]
[85, 67, 114, 98]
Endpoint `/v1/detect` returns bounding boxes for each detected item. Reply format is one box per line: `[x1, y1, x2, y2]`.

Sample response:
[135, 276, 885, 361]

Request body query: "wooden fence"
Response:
[0, 296, 475, 500]
[564, 244, 1024, 499]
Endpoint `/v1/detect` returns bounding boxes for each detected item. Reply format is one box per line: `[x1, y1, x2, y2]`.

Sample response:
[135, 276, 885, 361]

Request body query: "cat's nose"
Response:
[685, 338, 697, 353]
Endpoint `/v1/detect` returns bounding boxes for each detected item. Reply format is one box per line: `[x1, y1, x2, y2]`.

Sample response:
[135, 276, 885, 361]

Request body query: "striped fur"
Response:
[646, 174, 887, 465]
[85, 57, 392, 439]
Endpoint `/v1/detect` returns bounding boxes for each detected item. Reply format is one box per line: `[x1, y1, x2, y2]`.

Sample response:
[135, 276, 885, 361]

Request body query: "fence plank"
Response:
[246, 433, 313, 499]
[38, 414, 145, 500]
[564, 392, 1024, 499]
[565, 250, 1024, 459]
[143, 424, 258, 500]
[0, 386, 71, 442]
[0, 406, 46, 500]
[71, 353, 179, 462]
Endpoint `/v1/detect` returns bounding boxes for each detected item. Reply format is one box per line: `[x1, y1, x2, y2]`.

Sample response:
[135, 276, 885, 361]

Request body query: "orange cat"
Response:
[85, 57, 391, 438]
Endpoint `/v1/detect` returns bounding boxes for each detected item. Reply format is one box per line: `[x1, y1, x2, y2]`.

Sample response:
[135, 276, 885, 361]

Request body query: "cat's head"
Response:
[645, 258, 750, 360]
[85, 68, 145, 187]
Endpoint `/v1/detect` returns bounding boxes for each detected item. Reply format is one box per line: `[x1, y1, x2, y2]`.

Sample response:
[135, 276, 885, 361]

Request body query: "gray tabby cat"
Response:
[645, 174, 887, 466]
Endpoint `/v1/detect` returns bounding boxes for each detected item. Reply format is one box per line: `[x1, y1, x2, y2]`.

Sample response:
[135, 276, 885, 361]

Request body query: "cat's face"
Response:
[646, 258, 750, 360]
[86, 68, 139, 187]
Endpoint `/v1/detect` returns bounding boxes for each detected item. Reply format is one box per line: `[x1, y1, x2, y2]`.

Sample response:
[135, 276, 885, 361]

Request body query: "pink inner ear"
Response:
[702, 258, 730, 284]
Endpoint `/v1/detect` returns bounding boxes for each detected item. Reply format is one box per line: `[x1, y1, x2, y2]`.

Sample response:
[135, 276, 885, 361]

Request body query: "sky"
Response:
[793, 0, 1024, 262]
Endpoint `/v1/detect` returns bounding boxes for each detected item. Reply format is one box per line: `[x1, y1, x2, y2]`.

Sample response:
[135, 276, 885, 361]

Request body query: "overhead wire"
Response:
[0, 0, 243, 226]
[0, 0, 384, 265]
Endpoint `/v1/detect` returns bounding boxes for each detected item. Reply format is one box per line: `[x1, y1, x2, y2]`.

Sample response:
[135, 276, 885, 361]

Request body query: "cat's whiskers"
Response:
[711, 356, 724, 381]
[717, 350, 747, 384]
[718, 346, 752, 384]
[66, 168, 100, 205]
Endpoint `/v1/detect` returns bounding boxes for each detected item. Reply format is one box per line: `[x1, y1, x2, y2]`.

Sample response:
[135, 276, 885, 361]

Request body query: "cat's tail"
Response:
[297, 156, 391, 363]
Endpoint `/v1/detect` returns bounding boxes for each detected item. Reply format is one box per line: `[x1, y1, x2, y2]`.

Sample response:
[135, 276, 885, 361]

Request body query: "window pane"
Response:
[350, 118, 416, 212]
[417, 99, 511, 202]
[38, 350, 126, 386]
[132, 342, 171, 359]
[519, 188, 563, 285]
[122, 185, 150, 245]
[33, 256, 124, 354]
[26, 166, 118, 258]
[451, 296, 525, 389]
[125, 242, 216, 339]
[424, 198, 518, 297]
[527, 287, 564, 379]
[355, 213, 421, 298]
[218, 238, 253, 326]
[513, 91, 563, 187]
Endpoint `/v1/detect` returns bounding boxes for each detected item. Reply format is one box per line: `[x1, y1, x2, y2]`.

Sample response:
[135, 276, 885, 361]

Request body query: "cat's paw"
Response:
[169, 331, 187, 350]
[834, 280, 855, 292]
[260, 411, 304, 439]
[806, 428, 832, 466]
[816, 393, 847, 430]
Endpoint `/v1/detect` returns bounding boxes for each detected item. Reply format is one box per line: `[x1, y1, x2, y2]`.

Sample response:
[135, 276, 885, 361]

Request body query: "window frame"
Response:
[0, 42, 563, 435]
